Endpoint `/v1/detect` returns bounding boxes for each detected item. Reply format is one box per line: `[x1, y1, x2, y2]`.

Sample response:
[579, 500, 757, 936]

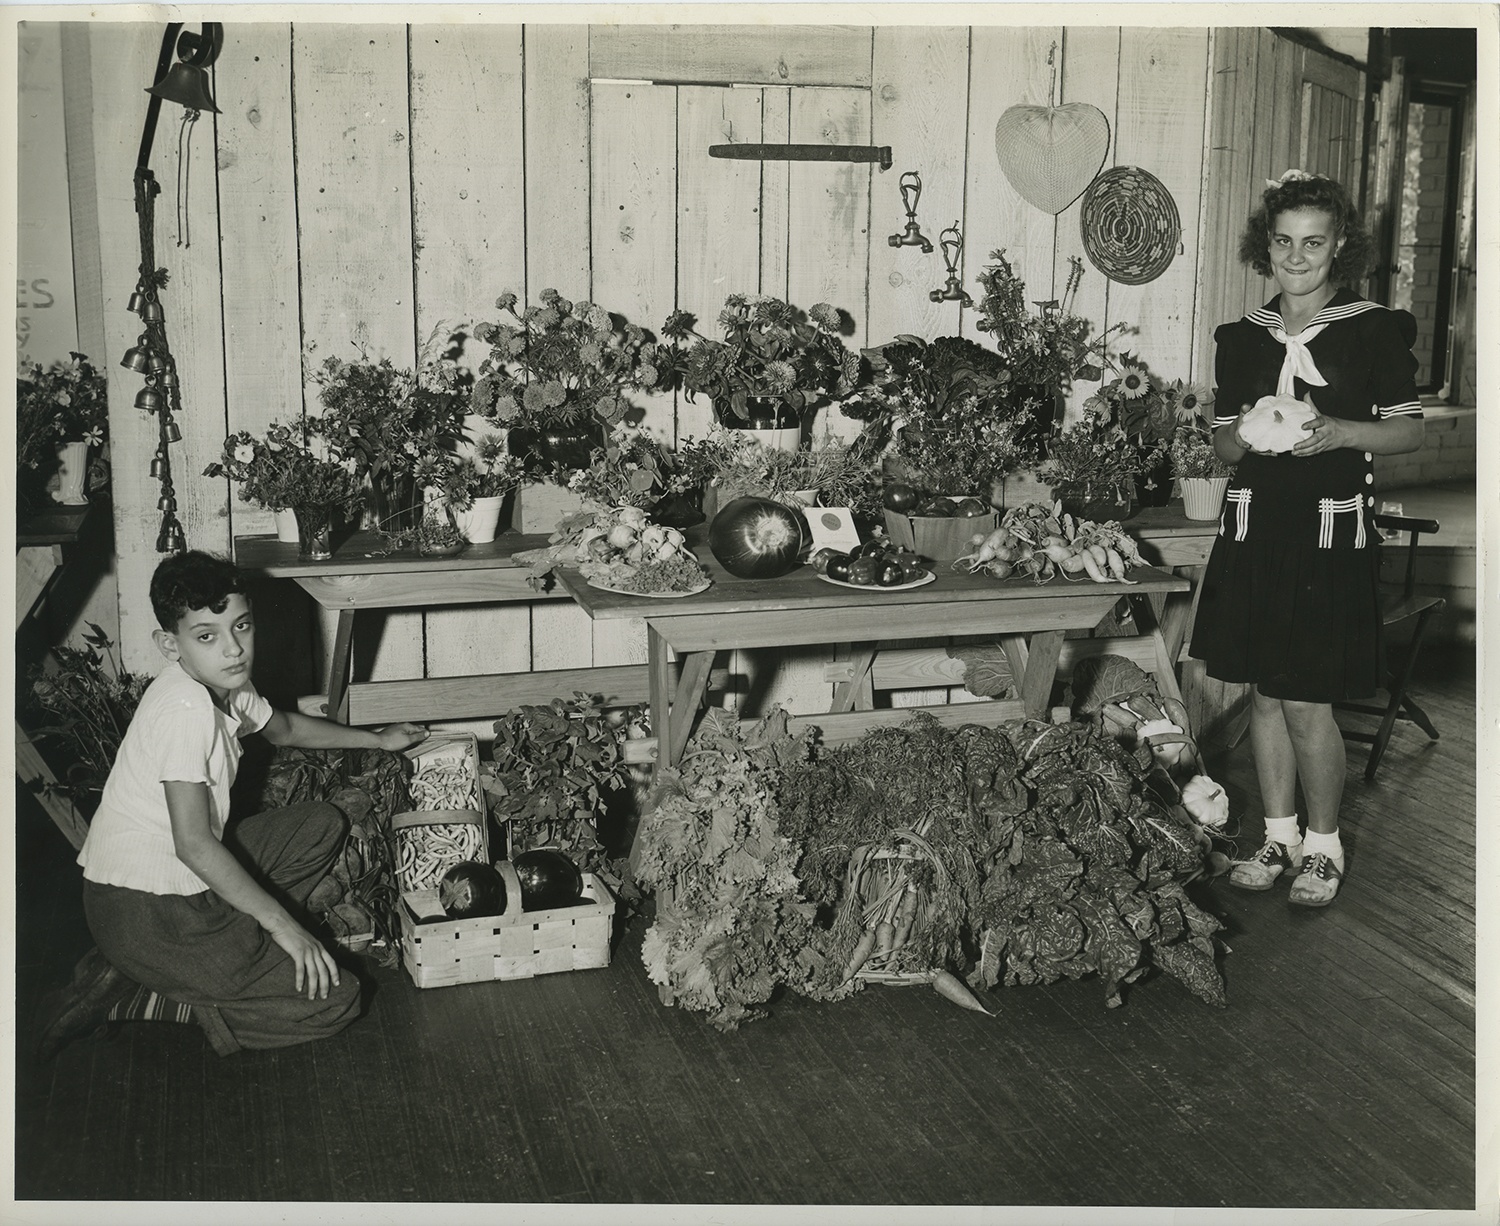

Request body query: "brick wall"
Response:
[1371, 407, 1476, 490]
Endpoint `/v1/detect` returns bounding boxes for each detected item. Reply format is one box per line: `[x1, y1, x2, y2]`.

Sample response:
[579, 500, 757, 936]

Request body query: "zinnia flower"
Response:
[762, 360, 796, 392]
[1118, 361, 1150, 400]
[808, 303, 840, 331]
[494, 292, 519, 312]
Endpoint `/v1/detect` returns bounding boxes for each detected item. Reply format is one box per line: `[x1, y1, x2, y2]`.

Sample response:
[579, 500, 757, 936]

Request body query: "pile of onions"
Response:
[708, 497, 809, 579]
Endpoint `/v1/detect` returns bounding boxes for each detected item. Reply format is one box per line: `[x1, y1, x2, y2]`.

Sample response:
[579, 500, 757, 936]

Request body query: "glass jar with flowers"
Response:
[839, 334, 1017, 504]
[660, 294, 864, 451]
[206, 421, 364, 558]
[308, 329, 471, 532]
[470, 289, 670, 479]
[1036, 406, 1146, 523]
[16, 352, 109, 514]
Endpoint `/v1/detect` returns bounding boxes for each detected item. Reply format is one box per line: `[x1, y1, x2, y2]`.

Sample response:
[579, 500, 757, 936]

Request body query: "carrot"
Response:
[890, 886, 920, 952]
[930, 969, 995, 1016]
[842, 928, 878, 982]
[873, 920, 896, 958]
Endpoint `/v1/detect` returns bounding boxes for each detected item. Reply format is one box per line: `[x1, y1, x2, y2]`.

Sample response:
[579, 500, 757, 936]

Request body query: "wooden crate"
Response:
[399, 861, 615, 989]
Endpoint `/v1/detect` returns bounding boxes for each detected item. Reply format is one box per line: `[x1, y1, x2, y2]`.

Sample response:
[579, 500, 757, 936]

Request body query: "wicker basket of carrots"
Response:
[834, 827, 993, 1015]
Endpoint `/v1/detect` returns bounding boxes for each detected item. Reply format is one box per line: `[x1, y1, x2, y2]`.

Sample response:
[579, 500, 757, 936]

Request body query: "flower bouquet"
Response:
[661, 294, 864, 444]
[1036, 404, 1146, 522]
[16, 352, 109, 513]
[471, 289, 670, 477]
[308, 329, 472, 531]
[414, 437, 525, 544]
[1084, 358, 1214, 507]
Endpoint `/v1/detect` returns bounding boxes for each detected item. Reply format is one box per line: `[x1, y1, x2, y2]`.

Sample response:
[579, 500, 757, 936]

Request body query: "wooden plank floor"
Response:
[10, 645, 1478, 1211]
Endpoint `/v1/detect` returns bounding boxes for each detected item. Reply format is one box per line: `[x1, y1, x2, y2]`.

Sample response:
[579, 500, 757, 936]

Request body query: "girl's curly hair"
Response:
[1237, 174, 1373, 285]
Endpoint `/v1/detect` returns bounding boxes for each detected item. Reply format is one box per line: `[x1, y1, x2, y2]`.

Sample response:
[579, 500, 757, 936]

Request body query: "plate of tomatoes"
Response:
[811, 540, 931, 590]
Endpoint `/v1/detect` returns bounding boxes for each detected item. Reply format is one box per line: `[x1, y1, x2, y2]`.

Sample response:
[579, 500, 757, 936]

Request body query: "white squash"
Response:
[1180, 774, 1229, 829]
[1237, 394, 1317, 453]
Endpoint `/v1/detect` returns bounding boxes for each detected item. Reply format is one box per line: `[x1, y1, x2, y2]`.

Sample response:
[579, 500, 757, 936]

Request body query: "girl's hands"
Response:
[1232, 405, 1278, 456]
[1291, 396, 1348, 456]
[266, 917, 340, 1000]
[374, 722, 429, 752]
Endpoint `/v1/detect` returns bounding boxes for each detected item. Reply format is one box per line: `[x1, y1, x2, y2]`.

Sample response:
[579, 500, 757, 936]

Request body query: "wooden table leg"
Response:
[666, 650, 716, 767]
[830, 644, 876, 713]
[326, 608, 356, 724]
[1016, 629, 1064, 719]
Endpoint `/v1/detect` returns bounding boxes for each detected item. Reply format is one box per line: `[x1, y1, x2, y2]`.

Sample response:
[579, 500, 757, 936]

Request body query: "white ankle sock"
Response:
[1264, 814, 1302, 847]
[1302, 828, 1343, 862]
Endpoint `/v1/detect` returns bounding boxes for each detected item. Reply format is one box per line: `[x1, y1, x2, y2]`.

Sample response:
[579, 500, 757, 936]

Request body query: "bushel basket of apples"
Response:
[881, 481, 998, 564]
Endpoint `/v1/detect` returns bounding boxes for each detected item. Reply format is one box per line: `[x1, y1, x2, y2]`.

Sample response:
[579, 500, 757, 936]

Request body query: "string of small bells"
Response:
[121, 172, 187, 554]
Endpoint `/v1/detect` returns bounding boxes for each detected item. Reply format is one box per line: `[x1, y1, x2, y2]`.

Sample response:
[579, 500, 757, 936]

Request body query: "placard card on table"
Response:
[804, 506, 863, 555]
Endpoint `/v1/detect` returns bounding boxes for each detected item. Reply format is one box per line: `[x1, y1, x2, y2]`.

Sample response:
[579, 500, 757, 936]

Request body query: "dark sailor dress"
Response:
[1187, 288, 1421, 703]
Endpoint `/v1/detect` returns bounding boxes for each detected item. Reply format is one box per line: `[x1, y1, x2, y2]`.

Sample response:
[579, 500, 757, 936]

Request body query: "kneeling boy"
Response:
[41, 550, 426, 1058]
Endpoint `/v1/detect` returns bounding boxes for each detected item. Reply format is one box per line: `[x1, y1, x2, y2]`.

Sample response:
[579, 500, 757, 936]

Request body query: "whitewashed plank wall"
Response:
[61, 20, 1355, 719]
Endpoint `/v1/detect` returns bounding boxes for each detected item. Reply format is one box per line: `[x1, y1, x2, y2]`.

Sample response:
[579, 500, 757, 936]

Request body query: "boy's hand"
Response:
[374, 722, 429, 753]
[265, 917, 340, 1000]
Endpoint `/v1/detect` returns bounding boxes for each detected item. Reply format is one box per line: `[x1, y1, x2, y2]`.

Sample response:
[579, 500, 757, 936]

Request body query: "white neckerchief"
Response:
[1269, 319, 1330, 396]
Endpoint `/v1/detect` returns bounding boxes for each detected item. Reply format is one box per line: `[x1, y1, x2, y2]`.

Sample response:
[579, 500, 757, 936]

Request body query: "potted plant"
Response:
[25, 624, 150, 819]
[470, 289, 669, 476]
[839, 334, 1018, 497]
[688, 427, 881, 521]
[205, 421, 363, 558]
[1168, 391, 1233, 521]
[16, 352, 109, 514]
[1036, 405, 1146, 523]
[423, 436, 525, 544]
[661, 294, 864, 450]
[308, 329, 471, 533]
[1084, 357, 1208, 508]
[972, 251, 1123, 473]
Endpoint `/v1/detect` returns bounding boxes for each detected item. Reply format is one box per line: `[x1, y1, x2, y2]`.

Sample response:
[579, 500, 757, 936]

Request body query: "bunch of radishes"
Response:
[953, 501, 1145, 584]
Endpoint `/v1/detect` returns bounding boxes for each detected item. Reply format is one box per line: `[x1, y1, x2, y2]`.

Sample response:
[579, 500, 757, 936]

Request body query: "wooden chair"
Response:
[1337, 513, 1445, 780]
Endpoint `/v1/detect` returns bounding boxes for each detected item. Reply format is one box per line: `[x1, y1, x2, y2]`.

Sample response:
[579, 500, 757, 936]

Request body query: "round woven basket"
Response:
[1079, 166, 1181, 285]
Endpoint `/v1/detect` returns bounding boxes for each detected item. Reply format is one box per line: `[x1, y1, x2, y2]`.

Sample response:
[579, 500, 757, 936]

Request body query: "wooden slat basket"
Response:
[399, 860, 615, 990]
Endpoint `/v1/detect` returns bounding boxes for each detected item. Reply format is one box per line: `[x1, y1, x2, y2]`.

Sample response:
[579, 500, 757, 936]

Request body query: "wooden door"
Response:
[583, 38, 876, 712]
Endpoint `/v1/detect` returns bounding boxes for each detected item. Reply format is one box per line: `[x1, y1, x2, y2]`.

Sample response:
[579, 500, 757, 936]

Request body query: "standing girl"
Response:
[1189, 170, 1423, 906]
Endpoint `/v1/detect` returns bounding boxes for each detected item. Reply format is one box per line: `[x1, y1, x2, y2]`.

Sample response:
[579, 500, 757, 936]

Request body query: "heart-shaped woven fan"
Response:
[994, 102, 1111, 215]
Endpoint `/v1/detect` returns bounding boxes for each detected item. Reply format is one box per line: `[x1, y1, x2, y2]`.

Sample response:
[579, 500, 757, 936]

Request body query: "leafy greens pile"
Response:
[635, 707, 1226, 1028]
[634, 709, 818, 1031]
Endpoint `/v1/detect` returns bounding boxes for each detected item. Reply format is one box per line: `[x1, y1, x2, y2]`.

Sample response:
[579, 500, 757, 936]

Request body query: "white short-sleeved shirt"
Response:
[78, 661, 273, 895]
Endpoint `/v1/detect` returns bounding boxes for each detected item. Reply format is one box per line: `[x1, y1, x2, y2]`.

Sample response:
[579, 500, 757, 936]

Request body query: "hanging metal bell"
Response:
[165, 419, 183, 443]
[157, 493, 178, 511]
[141, 301, 165, 323]
[147, 62, 221, 115]
[128, 291, 148, 314]
[121, 342, 151, 373]
[158, 368, 178, 389]
[149, 454, 165, 477]
[147, 351, 169, 373]
[136, 385, 165, 412]
[167, 521, 187, 552]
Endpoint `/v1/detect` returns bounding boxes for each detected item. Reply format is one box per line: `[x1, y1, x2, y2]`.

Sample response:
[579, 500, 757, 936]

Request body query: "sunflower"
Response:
[1118, 360, 1151, 400]
[1174, 380, 1214, 424]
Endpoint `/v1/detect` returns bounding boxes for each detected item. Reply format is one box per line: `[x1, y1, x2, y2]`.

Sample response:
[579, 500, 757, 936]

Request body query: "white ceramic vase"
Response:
[53, 441, 90, 505]
[273, 507, 301, 543]
[455, 495, 506, 544]
[1180, 476, 1231, 521]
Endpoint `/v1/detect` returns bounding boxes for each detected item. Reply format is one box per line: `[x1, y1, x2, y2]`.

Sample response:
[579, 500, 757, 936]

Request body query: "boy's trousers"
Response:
[83, 802, 362, 1055]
